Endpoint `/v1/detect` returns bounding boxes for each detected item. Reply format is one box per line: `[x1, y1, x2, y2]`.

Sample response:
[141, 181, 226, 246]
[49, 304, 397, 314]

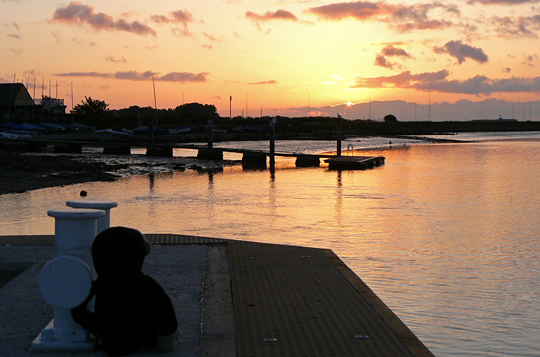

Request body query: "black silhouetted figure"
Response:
[72, 227, 179, 356]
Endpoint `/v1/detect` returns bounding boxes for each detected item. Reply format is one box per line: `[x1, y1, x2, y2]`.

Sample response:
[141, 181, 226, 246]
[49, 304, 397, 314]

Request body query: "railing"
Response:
[34, 98, 64, 106]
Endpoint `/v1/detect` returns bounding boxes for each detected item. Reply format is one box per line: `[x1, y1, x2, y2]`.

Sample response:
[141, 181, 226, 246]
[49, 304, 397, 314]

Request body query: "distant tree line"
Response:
[67, 97, 540, 138]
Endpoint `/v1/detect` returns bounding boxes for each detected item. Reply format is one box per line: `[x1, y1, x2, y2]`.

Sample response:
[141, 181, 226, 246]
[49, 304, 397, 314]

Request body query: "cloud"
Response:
[248, 80, 279, 85]
[502, 67, 511, 73]
[156, 72, 209, 82]
[52, 31, 62, 44]
[492, 15, 540, 39]
[151, 10, 196, 37]
[351, 70, 450, 88]
[374, 45, 412, 69]
[10, 48, 23, 57]
[8, 34, 21, 39]
[381, 45, 412, 58]
[306, 2, 381, 20]
[105, 55, 126, 63]
[375, 54, 402, 69]
[171, 26, 193, 37]
[150, 9, 193, 24]
[416, 76, 540, 94]
[52, 2, 156, 36]
[245, 10, 300, 22]
[350, 70, 540, 95]
[11, 22, 20, 31]
[306, 1, 459, 33]
[203, 32, 222, 42]
[433, 40, 488, 64]
[467, 0, 538, 4]
[522, 53, 538, 67]
[245, 9, 306, 32]
[54, 70, 210, 83]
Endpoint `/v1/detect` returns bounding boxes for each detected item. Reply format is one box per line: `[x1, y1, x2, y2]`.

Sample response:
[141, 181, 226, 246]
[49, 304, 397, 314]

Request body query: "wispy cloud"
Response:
[54, 70, 210, 83]
[248, 80, 279, 85]
[306, 1, 459, 33]
[522, 53, 538, 67]
[52, 2, 156, 36]
[467, 0, 538, 4]
[150, 9, 194, 25]
[203, 32, 222, 42]
[151, 10, 194, 37]
[381, 45, 412, 58]
[10, 22, 20, 31]
[375, 45, 412, 69]
[350, 70, 540, 94]
[105, 55, 127, 63]
[375, 54, 401, 69]
[351, 70, 450, 88]
[433, 40, 489, 64]
[246, 9, 300, 22]
[491, 15, 540, 39]
[6, 22, 21, 39]
[10, 48, 23, 57]
[246, 9, 306, 32]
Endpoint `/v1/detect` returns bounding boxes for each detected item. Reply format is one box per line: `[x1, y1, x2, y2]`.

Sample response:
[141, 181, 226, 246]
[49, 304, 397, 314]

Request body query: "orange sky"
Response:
[2, 0, 540, 120]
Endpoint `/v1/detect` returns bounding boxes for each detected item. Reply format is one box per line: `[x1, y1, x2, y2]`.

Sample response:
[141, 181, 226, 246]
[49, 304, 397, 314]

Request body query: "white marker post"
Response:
[31, 208, 105, 352]
[66, 199, 118, 234]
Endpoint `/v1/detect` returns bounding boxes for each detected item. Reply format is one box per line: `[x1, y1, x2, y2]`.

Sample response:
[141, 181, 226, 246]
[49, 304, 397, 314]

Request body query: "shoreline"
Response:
[0, 150, 235, 196]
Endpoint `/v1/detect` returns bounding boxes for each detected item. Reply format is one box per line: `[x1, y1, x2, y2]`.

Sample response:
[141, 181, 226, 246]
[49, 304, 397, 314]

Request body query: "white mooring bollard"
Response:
[30, 208, 106, 352]
[66, 199, 118, 234]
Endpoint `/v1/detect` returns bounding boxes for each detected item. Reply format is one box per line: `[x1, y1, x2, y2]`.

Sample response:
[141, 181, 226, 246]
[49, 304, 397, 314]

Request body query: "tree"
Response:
[174, 103, 219, 125]
[384, 114, 398, 122]
[72, 96, 109, 118]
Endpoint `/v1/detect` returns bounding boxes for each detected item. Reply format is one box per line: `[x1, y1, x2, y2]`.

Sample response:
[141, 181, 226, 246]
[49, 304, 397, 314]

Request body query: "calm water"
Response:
[2, 134, 540, 356]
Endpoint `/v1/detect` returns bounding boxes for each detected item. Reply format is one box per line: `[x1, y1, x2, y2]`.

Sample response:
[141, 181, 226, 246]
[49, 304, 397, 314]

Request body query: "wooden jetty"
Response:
[325, 156, 386, 170]
[1, 137, 385, 170]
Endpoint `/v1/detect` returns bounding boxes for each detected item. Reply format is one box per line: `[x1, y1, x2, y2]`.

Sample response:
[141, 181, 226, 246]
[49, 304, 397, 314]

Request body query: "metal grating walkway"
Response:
[228, 240, 427, 357]
[0, 234, 226, 246]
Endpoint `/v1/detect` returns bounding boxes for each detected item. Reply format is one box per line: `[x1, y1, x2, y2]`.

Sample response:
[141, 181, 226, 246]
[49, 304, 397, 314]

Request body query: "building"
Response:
[0, 83, 66, 123]
[0, 83, 35, 122]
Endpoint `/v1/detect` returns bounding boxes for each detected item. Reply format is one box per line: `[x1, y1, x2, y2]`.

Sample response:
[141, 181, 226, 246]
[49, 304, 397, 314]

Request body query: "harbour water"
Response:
[2, 133, 540, 356]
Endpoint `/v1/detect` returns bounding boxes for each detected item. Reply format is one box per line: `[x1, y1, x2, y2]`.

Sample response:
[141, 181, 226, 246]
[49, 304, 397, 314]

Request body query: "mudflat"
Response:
[0, 150, 231, 195]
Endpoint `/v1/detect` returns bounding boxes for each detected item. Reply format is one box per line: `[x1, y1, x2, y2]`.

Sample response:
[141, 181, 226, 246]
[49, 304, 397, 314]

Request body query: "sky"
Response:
[2, 0, 540, 121]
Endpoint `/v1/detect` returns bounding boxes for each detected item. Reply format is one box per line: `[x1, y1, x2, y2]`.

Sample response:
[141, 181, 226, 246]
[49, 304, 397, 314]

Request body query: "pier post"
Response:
[337, 114, 342, 157]
[296, 155, 320, 167]
[242, 152, 267, 169]
[103, 145, 131, 155]
[146, 145, 173, 157]
[197, 148, 223, 161]
[269, 117, 276, 170]
[208, 119, 213, 149]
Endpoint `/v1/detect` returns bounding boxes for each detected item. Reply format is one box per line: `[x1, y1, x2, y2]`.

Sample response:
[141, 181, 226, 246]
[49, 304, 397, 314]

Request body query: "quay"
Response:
[1, 138, 385, 170]
[0, 234, 433, 356]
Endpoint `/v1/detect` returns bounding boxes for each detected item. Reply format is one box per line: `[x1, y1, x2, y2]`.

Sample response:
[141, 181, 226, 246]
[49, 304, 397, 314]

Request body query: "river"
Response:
[2, 133, 540, 356]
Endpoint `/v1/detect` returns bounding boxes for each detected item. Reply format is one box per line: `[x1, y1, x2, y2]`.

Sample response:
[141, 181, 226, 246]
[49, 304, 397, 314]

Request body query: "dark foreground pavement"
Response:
[0, 234, 433, 357]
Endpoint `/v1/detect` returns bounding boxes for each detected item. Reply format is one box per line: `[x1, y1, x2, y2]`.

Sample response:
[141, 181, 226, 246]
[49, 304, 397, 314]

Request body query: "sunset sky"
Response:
[2, 0, 540, 120]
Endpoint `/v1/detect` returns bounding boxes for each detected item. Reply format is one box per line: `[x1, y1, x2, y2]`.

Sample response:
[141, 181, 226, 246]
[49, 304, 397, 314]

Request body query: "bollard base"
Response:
[30, 320, 95, 352]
